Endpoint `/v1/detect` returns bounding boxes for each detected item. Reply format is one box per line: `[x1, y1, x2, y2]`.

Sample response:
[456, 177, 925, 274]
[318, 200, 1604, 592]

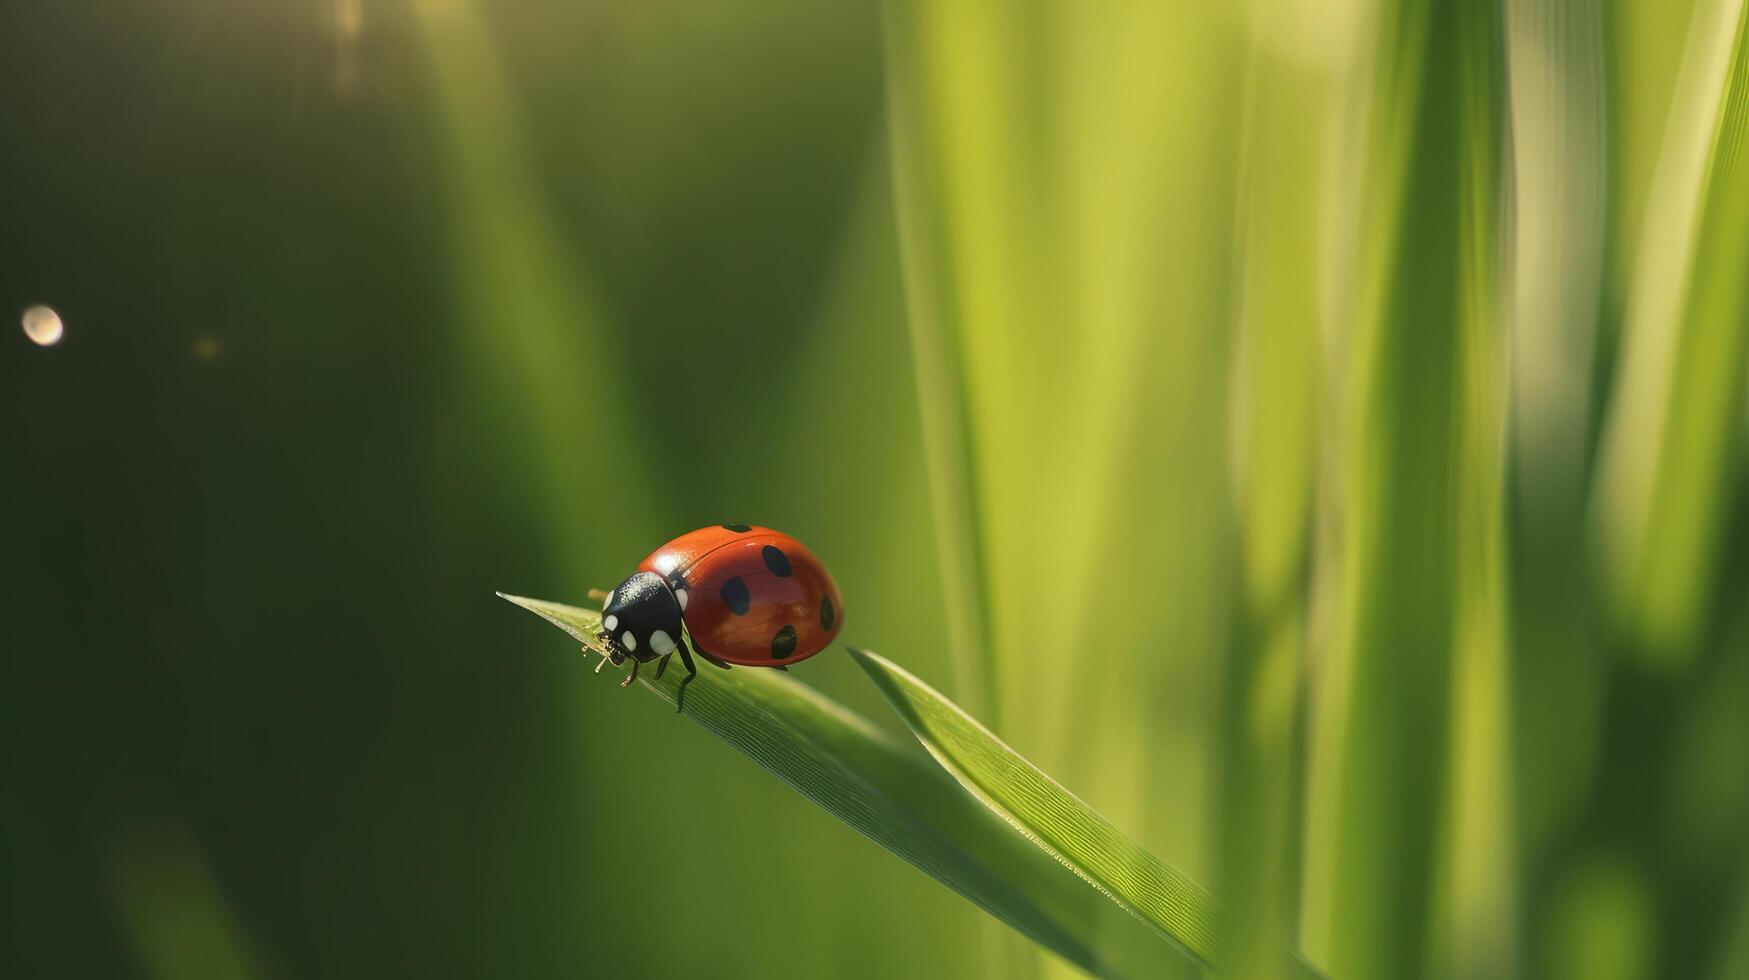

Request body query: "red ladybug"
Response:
[597, 524, 844, 708]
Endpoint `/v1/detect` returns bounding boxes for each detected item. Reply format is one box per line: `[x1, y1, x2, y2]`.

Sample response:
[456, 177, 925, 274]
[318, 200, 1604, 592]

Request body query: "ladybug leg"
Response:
[620, 657, 640, 689]
[654, 651, 673, 679]
[674, 636, 700, 714]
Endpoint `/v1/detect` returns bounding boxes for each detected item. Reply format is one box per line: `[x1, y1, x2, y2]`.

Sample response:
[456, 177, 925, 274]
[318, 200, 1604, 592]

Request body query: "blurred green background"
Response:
[3, 0, 1747, 978]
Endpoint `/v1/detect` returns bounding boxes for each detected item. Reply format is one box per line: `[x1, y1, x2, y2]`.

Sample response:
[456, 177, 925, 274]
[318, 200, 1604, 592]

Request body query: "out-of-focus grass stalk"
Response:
[1301, 2, 1510, 978]
[1038, 15, 1243, 928]
[410, 5, 657, 946]
[883, 6, 1031, 972]
[886, 15, 1244, 980]
[1713, 874, 1749, 978]
[1505, 0, 1611, 864]
[410, 0, 658, 548]
[884, 0, 998, 727]
[1045, 0, 1236, 757]
[1606, 0, 1706, 312]
[1541, 853, 1654, 980]
[109, 825, 263, 980]
[1498, 2, 1610, 974]
[1222, 2, 1357, 975]
[1300, 0, 1427, 965]
[883, 0, 1042, 737]
[886, 4, 1243, 976]
[1508, 0, 1606, 525]
[1443, 0, 1516, 972]
[1592, 0, 1749, 667]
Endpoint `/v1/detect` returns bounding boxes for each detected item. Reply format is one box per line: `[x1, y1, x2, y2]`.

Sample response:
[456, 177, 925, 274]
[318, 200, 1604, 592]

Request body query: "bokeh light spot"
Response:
[21, 304, 64, 346]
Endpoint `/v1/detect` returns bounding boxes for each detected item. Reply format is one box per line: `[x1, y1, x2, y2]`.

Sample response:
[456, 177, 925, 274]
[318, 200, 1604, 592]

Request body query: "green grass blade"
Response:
[851, 647, 1217, 967]
[411, 0, 656, 550]
[109, 826, 264, 980]
[1593, 0, 1749, 666]
[1299, 2, 1511, 977]
[883, 0, 998, 728]
[852, 649, 1326, 979]
[1223, 12, 1361, 980]
[499, 594, 1196, 979]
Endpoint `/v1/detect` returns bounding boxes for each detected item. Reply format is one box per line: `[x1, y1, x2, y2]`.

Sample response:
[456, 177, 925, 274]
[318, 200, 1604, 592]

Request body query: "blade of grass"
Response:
[411, 0, 658, 548]
[882, 9, 1022, 970]
[1593, 0, 1749, 666]
[1299, 2, 1511, 977]
[852, 649, 1326, 980]
[852, 647, 1214, 966]
[1443, 1, 1517, 976]
[1222, 10, 1352, 977]
[884, 0, 998, 727]
[1506, 0, 1606, 518]
[498, 594, 1198, 979]
[1504, 0, 1612, 881]
[109, 825, 264, 980]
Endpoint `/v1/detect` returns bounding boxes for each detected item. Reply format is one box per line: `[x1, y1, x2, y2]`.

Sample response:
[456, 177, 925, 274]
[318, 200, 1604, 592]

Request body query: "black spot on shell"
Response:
[762, 545, 792, 577]
[722, 523, 752, 533]
[771, 624, 798, 660]
[721, 576, 751, 615]
[820, 595, 836, 631]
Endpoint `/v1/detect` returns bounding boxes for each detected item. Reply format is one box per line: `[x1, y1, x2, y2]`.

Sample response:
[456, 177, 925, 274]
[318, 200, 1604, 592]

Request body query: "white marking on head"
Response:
[604, 590, 617, 609]
[603, 614, 618, 631]
[650, 629, 676, 656]
[620, 631, 637, 652]
[674, 588, 688, 611]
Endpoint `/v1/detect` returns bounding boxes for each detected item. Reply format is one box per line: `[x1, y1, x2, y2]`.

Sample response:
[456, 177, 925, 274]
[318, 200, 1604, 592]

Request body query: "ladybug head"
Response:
[596, 570, 684, 665]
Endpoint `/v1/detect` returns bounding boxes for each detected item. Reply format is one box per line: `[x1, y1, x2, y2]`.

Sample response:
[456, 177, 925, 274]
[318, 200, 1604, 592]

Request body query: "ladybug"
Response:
[597, 524, 844, 708]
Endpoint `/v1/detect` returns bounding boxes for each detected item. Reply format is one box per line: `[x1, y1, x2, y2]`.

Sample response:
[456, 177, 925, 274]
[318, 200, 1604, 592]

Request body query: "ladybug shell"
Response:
[638, 525, 843, 667]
